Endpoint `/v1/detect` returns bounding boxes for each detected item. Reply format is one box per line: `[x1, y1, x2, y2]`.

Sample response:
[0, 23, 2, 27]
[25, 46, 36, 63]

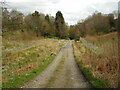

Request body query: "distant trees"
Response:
[2, 9, 24, 31]
[44, 14, 56, 37]
[9, 9, 24, 30]
[2, 8, 117, 40]
[93, 13, 110, 34]
[108, 14, 116, 32]
[2, 8, 9, 30]
[69, 25, 80, 40]
[24, 11, 57, 37]
[55, 11, 68, 39]
[2, 9, 69, 39]
[75, 12, 117, 37]
[32, 11, 41, 36]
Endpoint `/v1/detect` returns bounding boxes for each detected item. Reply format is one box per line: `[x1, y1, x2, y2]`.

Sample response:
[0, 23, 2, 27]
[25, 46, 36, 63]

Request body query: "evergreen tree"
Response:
[55, 11, 67, 38]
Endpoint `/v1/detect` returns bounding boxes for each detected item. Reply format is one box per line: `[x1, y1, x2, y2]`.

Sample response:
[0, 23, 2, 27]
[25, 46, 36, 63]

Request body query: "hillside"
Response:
[73, 32, 118, 88]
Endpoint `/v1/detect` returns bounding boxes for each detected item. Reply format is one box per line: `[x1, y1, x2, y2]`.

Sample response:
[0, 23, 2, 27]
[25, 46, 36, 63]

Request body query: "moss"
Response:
[91, 79, 107, 88]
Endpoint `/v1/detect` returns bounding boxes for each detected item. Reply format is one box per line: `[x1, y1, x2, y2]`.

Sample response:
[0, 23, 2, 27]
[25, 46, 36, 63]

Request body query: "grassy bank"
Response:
[3, 54, 56, 88]
[2, 34, 66, 88]
[73, 41, 108, 88]
[84, 32, 118, 88]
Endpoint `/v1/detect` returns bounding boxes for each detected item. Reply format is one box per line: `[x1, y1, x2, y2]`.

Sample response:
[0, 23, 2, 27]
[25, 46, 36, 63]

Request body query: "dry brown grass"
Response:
[2, 39, 66, 82]
[21, 30, 37, 40]
[15, 63, 40, 75]
[73, 32, 118, 88]
[2, 30, 37, 50]
[2, 31, 67, 87]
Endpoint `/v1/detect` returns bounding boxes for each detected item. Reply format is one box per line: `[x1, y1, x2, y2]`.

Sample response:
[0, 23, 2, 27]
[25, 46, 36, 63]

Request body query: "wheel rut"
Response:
[22, 40, 91, 88]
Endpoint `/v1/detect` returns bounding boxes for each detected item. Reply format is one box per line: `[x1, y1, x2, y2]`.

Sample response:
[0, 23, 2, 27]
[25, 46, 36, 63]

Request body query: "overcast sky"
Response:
[6, 0, 119, 25]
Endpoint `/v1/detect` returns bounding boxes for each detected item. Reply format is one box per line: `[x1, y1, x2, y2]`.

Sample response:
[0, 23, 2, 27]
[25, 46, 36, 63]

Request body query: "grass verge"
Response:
[2, 54, 56, 88]
[76, 61, 107, 88]
[73, 41, 108, 88]
[2, 39, 66, 88]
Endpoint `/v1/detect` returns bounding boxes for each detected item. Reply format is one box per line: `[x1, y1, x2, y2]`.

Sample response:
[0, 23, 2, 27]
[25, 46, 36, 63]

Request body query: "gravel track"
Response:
[22, 40, 91, 88]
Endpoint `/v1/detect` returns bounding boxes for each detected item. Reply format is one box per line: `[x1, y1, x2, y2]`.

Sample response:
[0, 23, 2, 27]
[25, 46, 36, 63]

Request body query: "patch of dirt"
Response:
[16, 63, 40, 75]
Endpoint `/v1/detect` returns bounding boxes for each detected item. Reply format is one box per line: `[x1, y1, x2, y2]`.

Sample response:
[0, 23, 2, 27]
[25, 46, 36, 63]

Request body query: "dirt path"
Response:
[22, 40, 91, 88]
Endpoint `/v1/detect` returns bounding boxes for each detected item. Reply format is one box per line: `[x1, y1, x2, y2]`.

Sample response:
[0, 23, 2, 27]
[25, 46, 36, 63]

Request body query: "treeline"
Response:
[2, 8, 117, 40]
[71, 12, 117, 39]
[2, 8, 68, 39]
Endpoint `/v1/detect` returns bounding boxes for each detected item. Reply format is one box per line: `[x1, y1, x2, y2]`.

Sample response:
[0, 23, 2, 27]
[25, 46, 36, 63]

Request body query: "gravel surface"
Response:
[22, 40, 91, 88]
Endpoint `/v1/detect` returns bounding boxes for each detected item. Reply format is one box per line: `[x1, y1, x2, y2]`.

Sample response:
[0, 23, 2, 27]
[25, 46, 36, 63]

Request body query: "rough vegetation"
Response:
[2, 3, 119, 88]
[2, 31, 66, 88]
[2, 8, 117, 40]
[2, 9, 68, 39]
[73, 32, 118, 88]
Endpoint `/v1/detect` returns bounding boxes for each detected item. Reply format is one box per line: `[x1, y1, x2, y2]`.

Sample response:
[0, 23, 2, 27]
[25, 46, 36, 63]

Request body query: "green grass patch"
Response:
[55, 57, 65, 72]
[82, 67, 94, 81]
[2, 54, 56, 88]
[91, 79, 107, 88]
[78, 63, 107, 88]
[46, 57, 65, 87]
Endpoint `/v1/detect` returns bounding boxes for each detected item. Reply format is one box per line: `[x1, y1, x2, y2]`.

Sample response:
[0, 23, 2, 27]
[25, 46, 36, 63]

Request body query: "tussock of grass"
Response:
[83, 32, 118, 88]
[73, 41, 108, 88]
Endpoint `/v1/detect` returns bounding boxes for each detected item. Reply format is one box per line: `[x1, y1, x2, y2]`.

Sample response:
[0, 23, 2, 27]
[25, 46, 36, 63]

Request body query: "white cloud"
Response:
[6, 0, 120, 25]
